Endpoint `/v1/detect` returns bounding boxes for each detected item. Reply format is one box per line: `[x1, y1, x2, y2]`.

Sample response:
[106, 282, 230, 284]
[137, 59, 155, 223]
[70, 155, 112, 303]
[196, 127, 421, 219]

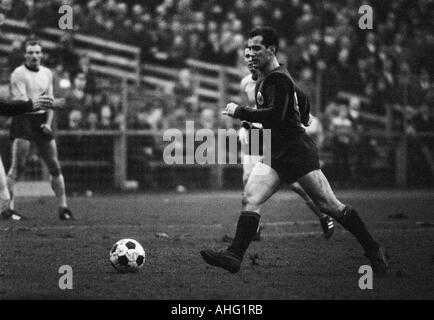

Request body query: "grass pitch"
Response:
[1, 190, 433, 299]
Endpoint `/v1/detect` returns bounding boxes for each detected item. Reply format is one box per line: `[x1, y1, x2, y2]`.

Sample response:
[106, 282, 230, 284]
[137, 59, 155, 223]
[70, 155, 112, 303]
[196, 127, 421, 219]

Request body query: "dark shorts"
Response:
[10, 114, 54, 142]
[265, 133, 320, 184]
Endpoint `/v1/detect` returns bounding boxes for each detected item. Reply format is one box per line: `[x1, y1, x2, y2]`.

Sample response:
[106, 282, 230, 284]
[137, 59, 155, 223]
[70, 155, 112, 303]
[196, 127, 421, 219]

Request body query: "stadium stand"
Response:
[0, 0, 432, 189]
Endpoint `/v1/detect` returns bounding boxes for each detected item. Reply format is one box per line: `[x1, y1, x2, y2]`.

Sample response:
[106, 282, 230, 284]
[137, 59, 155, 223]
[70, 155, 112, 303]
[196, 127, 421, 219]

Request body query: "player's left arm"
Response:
[41, 110, 54, 135]
[295, 87, 311, 126]
[303, 113, 313, 127]
[41, 70, 55, 133]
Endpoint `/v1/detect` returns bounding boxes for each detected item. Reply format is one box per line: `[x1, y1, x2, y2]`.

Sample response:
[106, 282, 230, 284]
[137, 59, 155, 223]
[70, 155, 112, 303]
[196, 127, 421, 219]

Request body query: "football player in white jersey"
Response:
[1, 40, 74, 221]
[238, 48, 334, 239]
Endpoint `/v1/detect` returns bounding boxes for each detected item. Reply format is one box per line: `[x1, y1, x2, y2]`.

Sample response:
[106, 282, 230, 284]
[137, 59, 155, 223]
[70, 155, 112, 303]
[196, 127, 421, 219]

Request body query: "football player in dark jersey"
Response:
[239, 48, 334, 240]
[201, 26, 388, 276]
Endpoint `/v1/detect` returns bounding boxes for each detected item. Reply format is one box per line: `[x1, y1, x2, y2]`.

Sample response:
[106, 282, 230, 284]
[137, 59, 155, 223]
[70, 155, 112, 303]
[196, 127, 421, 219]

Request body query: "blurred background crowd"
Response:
[2, 0, 432, 122]
[0, 0, 433, 184]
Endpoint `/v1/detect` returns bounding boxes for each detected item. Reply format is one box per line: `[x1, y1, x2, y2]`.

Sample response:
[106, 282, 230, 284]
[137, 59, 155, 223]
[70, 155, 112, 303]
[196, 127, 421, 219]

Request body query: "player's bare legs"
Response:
[0, 156, 23, 220]
[297, 170, 345, 215]
[242, 154, 263, 187]
[34, 139, 73, 220]
[289, 181, 334, 239]
[297, 169, 388, 275]
[7, 139, 31, 209]
[289, 181, 327, 217]
[242, 162, 280, 212]
[235, 148, 265, 241]
[243, 152, 334, 238]
[201, 162, 280, 273]
[35, 140, 66, 207]
[1, 139, 31, 220]
[0, 157, 11, 213]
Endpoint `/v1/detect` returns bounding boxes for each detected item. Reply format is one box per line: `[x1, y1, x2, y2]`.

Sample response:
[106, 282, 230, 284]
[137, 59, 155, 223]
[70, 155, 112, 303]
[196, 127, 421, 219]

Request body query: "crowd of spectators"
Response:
[55, 67, 124, 130]
[1, 0, 433, 179]
[4, 0, 433, 110]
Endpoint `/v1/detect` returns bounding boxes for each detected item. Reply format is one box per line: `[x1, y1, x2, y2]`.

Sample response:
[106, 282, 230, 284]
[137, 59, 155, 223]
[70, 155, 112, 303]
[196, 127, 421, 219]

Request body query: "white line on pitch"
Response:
[1, 220, 433, 232]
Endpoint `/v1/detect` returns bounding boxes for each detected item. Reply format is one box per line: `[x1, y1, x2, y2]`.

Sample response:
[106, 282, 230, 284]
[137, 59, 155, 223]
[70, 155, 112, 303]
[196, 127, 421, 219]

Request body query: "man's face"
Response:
[25, 44, 43, 68]
[246, 35, 273, 71]
[74, 73, 87, 90]
[244, 48, 259, 79]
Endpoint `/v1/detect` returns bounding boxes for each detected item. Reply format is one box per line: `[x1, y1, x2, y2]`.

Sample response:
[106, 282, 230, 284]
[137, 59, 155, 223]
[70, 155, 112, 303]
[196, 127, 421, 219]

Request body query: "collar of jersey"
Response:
[260, 64, 285, 79]
[24, 64, 40, 72]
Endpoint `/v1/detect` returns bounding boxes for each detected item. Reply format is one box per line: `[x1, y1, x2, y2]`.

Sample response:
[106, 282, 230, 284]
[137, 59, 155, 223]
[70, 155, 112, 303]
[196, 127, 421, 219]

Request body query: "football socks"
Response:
[337, 206, 378, 252]
[228, 211, 261, 258]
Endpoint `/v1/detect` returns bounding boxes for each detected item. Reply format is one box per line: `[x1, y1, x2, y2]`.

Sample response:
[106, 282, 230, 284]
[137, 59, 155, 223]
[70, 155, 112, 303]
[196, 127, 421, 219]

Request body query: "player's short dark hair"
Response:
[23, 40, 43, 52]
[248, 26, 279, 54]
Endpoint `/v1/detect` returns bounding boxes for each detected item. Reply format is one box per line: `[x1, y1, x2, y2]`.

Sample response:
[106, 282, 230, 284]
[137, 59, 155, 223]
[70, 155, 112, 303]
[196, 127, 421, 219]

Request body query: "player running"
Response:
[0, 96, 54, 219]
[1, 40, 74, 221]
[201, 26, 388, 275]
[239, 48, 334, 239]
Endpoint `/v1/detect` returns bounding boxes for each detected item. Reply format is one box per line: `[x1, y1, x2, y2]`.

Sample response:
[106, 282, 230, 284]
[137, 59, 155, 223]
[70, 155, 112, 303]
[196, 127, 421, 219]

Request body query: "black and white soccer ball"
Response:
[110, 239, 146, 273]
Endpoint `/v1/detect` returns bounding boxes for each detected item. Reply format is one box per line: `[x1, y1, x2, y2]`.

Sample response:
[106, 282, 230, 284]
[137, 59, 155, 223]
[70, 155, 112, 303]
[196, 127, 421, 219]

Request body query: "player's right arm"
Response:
[41, 69, 55, 132]
[232, 74, 295, 124]
[0, 99, 33, 116]
[0, 96, 54, 116]
[10, 68, 29, 101]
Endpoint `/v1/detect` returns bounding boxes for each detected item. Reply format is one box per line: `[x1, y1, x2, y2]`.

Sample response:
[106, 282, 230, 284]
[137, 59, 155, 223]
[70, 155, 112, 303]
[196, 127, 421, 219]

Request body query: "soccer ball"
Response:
[110, 239, 146, 273]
